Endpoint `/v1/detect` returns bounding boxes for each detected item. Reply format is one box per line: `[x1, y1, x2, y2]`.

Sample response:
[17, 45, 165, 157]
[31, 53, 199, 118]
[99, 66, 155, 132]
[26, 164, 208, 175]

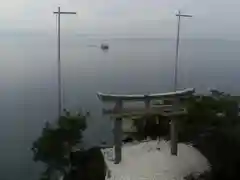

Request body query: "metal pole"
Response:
[171, 11, 181, 156]
[171, 10, 192, 156]
[53, 7, 77, 118]
[174, 10, 193, 91]
[174, 11, 181, 91]
[57, 6, 62, 118]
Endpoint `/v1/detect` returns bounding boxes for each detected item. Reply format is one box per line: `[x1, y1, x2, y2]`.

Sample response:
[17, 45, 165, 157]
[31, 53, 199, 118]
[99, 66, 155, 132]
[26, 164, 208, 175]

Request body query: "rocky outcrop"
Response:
[65, 147, 108, 180]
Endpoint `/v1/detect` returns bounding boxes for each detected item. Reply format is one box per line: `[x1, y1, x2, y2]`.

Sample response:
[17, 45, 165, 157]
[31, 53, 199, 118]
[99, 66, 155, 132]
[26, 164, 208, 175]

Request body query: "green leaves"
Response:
[32, 110, 88, 179]
[178, 93, 239, 141]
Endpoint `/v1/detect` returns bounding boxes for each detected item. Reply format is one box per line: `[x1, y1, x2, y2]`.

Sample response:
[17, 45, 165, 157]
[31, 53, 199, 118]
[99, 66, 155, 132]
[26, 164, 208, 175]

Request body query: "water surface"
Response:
[0, 35, 239, 180]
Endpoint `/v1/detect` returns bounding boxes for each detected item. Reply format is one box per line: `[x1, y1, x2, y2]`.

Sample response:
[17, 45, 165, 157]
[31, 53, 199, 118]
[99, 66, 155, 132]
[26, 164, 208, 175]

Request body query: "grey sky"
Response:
[1, 0, 240, 39]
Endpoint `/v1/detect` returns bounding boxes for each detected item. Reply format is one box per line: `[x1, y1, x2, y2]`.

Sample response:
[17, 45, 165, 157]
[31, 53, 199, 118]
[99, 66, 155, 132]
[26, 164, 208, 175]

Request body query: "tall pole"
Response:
[174, 10, 192, 91]
[54, 7, 77, 118]
[57, 7, 61, 119]
[171, 10, 192, 156]
[174, 12, 181, 91]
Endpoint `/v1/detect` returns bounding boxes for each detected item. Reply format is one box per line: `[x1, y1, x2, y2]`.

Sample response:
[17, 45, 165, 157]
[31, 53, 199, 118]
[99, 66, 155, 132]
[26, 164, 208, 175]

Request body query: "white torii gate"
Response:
[97, 88, 195, 164]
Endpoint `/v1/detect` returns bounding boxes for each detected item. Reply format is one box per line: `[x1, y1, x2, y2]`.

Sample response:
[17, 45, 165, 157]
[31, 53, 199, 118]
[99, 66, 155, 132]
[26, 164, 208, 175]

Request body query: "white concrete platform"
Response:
[102, 140, 210, 180]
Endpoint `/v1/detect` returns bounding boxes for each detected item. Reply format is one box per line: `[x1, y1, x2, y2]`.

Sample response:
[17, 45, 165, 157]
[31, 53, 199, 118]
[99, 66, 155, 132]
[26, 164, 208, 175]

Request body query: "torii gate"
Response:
[97, 88, 195, 164]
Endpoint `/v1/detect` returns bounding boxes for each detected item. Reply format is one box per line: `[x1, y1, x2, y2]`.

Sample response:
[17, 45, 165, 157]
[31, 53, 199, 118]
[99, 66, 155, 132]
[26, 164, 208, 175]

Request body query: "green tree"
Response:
[178, 91, 240, 180]
[178, 91, 239, 142]
[32, 110, 87, 180]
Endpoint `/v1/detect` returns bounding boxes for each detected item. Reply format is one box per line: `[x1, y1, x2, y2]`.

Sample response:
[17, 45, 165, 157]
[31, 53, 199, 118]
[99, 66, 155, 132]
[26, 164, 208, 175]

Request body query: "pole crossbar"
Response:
[53, 7, 77, 118]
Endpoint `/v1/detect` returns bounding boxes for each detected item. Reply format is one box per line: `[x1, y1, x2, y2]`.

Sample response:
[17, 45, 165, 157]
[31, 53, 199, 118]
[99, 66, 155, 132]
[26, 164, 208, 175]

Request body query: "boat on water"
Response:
[101, 43, 109, 50]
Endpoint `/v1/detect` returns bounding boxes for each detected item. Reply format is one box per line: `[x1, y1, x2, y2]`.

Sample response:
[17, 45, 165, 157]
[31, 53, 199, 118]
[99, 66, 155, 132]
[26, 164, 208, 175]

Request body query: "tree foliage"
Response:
[32, 110, 87, 180]
[178, 91, 240, 180]
[178, 91, 239, 142]
[133, 115, 170, 140]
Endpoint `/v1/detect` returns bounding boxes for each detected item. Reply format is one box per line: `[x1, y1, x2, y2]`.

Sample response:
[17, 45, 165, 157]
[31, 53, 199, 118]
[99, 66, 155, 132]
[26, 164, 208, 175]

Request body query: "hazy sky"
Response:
[1, 0, 240, 39]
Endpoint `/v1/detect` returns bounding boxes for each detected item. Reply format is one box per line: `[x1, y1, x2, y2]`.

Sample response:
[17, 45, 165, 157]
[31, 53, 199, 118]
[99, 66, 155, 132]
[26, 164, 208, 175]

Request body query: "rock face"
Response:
[85, 147, 107, 180]
[66, 147, 107, 180]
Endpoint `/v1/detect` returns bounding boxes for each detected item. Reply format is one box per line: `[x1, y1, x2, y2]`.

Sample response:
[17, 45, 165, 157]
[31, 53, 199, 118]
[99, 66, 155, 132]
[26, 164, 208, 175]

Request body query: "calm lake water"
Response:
[1, 35, 240, 180]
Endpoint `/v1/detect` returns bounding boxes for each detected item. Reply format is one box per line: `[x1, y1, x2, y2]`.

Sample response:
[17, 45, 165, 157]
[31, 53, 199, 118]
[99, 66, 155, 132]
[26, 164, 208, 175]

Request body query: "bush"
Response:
[178, 94, 239, 142]
[133, 115, 170, 140]
[32, 110, 87, 180]
[178, 92, 240, 180]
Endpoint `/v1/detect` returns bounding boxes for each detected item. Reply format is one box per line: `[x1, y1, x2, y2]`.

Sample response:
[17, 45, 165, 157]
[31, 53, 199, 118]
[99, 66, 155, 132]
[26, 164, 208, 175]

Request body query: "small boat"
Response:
[101, 43, 109, 50]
